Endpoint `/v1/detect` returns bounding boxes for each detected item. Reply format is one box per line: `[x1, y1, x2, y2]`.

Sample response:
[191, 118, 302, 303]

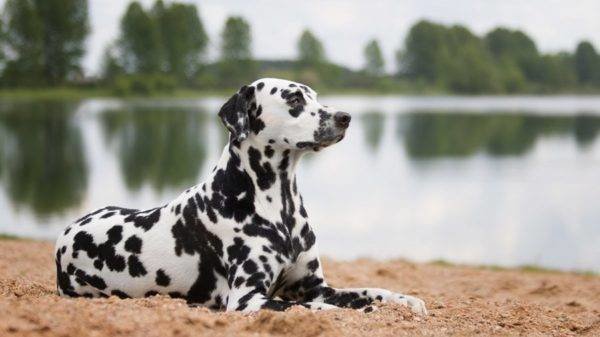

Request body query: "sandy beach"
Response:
[0, 239, 598, 337]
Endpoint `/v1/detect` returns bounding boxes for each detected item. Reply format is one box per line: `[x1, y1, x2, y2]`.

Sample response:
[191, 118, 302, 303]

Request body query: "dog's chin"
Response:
[312, 133, 346, 151]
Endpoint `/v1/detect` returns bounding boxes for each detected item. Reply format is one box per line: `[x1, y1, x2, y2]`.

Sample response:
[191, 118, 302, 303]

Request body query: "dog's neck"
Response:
[211, 137, 306, 229]
[225, 136, 303, 190]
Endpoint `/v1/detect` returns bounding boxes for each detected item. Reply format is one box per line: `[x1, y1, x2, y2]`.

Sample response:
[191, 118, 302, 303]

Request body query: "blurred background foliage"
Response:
[1, 0, 600, 95]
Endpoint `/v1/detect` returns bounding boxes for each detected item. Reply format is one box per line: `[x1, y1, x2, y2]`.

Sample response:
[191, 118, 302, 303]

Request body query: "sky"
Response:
[2, 0, 600, 75]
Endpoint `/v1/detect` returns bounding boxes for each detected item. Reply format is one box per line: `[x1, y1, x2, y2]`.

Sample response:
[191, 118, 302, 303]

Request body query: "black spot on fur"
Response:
[74, 269, 107, 290]
[106, 225, 123, 243]
[101, 212, 115, 219]
[94, 259, 104, 270]
[296, 141, 318, 149]
[234, 276, 245, 287]
[307, 258, 320, 272]
[257, 82, 265, 90]
[124, 235, 142, 254]
[72, 232, 98, 259]
[127, 255, 147, 277]
[289, 105, 303, 117]
[264, 145, 274, 158]
[270, 87, 277, 95]
[249, 114, 265, 135]
[227, 237, 250, 265]
[248, 147, 276, 191]
[111, 289, 130, 298]
[169, 292, 184, 298]
[155, 269, 171, 287]
[243, 260, 258, 274]
[124, 208, 161, 231]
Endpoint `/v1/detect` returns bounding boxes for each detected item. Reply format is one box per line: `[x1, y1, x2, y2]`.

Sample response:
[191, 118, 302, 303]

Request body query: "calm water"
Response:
[1, 96, 600, 272]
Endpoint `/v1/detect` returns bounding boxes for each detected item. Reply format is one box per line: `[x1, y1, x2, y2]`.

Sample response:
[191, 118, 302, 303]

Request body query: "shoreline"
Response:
[1, 239, 598, 336]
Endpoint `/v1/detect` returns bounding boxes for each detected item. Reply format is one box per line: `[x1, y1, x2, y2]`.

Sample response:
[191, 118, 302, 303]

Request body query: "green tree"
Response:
[2, 0, 88, 85]
[363, 39, 385, 76]
[399, 20, 448, 82]
[1, 0, 44, 86]
[538, 53, 576, 91]
[400, 21, 499, 93]
[445, 25, 500, 93]
[0, 17, 5, 66]
[297, 29, 326, 67]
[574, 41, 600, 85]
[34, 0, 89, 84]
[99, 43, 123, 83]
[153, 0, 208, 82]
[221, 16, 252, 61]
[484, 28, 543, 83]
[119, 1, 163, 74]
[218, 16, 256, 86]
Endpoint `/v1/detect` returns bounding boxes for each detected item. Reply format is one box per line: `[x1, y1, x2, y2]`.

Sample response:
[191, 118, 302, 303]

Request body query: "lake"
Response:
[1, 95, 599, 273]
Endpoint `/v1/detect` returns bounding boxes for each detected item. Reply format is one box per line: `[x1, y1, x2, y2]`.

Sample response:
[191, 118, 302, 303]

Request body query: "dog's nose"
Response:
[334, 111, 351, 128]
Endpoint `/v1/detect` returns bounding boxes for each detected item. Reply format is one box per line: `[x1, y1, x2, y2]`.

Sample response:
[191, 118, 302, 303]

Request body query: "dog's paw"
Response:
[392, 294, 428, 316]
[362, 305, 378, 313]
[304, 302, 339, 311]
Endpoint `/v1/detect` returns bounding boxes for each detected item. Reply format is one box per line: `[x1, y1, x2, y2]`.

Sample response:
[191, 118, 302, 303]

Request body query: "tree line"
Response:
[401, 21, 600, 93]
[1, 0, 600, 94]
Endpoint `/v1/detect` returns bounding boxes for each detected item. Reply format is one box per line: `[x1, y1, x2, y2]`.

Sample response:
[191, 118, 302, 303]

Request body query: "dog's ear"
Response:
[218, 85, 256, 142]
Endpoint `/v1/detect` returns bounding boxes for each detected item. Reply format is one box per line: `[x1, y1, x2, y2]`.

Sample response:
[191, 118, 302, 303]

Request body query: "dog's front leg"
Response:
[280, 254, 428, 315]
[225, 263, 338, 312]
[225, 287, 338, 312]
[304, 286, 428, 315]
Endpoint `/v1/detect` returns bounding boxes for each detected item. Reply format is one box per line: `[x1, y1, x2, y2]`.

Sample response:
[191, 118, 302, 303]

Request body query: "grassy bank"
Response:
[4, 86, 600, 100]
[0, 87, 234, 100]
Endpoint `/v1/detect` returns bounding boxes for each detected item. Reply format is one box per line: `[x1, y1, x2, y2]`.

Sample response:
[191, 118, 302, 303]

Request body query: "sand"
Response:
[0, 239, 598, 337]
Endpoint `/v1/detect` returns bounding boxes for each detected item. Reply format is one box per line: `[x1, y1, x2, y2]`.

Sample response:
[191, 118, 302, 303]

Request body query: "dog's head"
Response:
[218, 78, 350, 151]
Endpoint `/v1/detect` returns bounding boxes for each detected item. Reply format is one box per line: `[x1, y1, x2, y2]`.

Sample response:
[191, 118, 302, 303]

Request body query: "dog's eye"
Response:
[288, 93, 305, 107]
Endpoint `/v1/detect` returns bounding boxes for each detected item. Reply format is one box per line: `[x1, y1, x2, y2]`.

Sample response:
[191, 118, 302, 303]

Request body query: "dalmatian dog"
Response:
[54, 78, 427, 315]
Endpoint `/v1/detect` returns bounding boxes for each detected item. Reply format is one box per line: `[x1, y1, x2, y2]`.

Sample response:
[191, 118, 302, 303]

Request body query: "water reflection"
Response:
[100, 106, 209, 193]
[360, 111, 385, 152]
[573, 114, 600, 147]
[397, 112, 600, 159]
[0, 101, 87, 216]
